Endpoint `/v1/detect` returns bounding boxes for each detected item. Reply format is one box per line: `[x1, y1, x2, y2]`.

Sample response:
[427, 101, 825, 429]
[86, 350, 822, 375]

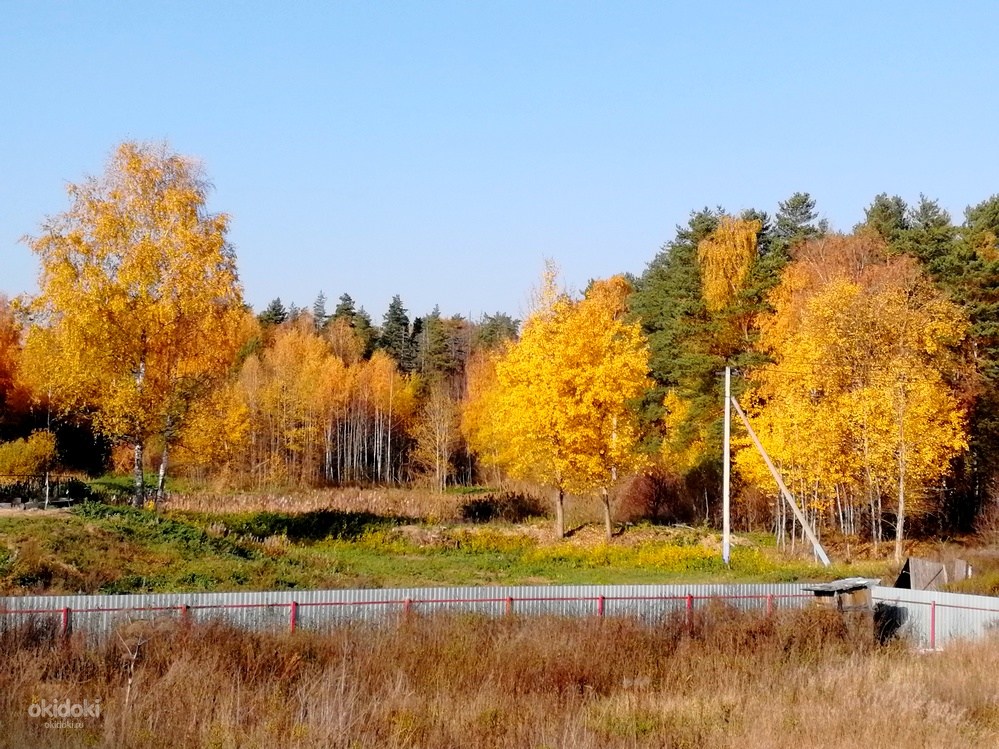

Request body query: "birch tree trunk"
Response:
[156, 443, 169, 504]
[132, 441, 145, 508]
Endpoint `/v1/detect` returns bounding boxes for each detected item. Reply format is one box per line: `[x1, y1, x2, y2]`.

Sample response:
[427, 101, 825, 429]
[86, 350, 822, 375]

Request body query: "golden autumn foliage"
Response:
[237, 319, 350, 484]
[560, 276, 651, 492]
[697, 216, 762, 312]
[175, 380, 251, 478]
[7, 141, 987, 554]
[411, 382, 460, 491]
[225, 320, 420, 488]
[740, 235, 970, 558]
[463, 270, 650, 536]
[0, 431, 55, 476]
[654, 216, 764, 478]
[326, 316, 366, 365]
[23, 142, 244, 503]
[0, 296, 31, 419]
[659, 390, 707, 474]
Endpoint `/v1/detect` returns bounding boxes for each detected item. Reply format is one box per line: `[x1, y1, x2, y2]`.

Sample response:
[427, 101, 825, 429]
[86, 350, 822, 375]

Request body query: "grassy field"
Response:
[3, 483, 999, 596]
[0, 498, 894, 595]
[2, 608, 998, 748]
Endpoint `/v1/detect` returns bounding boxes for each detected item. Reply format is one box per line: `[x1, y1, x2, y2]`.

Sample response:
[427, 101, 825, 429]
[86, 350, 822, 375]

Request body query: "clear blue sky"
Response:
[2, 1, 997, 323]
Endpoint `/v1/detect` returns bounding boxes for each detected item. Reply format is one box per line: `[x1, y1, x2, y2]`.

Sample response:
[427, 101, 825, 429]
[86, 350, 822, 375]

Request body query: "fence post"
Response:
[289, 601, 298, 633]
[505, 597, 513, 616]
[597, 595, 605, 617]
[180, 604, 190, 626]
[403, 598, 412, 616]
[60, 607, 70, 639]
[685, 594, 694, 631]
[929, 600, 936, 650]
[766, 594, 774, 617]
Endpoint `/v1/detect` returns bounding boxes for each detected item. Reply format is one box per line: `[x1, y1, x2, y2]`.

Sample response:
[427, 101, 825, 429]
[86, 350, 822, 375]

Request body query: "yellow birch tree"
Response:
[741, 236, 969, 558]
[462, 349, 505, 487]
[411, 381, 461, 491]
[23, 142, 244, 505]
[465, 268, 651, 538]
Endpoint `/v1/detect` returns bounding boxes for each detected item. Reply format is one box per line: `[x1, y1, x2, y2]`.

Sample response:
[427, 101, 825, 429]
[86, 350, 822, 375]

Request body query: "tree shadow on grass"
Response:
[217, 509, 408, 543]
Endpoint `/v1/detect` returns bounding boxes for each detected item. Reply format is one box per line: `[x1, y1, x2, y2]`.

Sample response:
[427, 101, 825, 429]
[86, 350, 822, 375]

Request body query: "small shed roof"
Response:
[802, 578, 881, 595]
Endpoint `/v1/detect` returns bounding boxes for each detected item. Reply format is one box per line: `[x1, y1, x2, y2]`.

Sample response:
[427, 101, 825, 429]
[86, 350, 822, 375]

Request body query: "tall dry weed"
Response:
[1, 610, 997, 748]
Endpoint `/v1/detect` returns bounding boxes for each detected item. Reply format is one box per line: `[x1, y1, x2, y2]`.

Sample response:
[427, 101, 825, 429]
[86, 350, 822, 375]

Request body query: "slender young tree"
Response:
[24, 141, 244, 506]
[312, 291, 329, 332]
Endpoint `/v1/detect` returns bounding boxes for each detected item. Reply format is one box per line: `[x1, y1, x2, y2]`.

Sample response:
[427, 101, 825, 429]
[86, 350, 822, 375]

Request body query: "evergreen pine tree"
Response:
[333, 293, 356, 320]
[859, 193, 910, 245]
[378, 295, 415, 371]
[772, 192, 824, 258]
[258, 297, 288, 327]
[312, 291, 328, 332]
[473, 313, 519, 350]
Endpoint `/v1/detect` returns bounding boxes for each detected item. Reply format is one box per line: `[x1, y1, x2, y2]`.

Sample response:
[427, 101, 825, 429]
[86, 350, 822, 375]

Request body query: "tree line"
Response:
[2, 141, 999, 555]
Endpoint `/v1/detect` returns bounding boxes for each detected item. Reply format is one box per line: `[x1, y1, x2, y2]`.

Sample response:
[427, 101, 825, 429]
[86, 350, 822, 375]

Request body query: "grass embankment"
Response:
[0, 502, 888, 595]
[3, 609, 998, 748]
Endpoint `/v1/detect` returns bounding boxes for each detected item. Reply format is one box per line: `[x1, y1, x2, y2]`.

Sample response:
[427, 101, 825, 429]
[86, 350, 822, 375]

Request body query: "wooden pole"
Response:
[730, 397, 831, 567]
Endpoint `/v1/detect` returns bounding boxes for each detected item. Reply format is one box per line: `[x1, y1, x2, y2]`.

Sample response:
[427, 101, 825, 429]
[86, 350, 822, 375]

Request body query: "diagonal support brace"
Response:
[730, 397, 831, 567]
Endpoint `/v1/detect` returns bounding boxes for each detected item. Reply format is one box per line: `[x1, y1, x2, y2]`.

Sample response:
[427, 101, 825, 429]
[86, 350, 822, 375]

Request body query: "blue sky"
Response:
[2, 1, 997, 323]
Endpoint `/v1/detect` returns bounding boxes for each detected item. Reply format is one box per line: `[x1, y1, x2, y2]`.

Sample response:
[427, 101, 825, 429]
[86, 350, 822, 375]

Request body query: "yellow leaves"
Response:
[0, 431, 56, 475]
[231, 321, 419, 485]
[464, 270, 651, 496]
[527, 258, 567, 319]
[461, 349, 505, 474]
[973, 229, 999, 262]
[23, 141, 244, 449]
[659, 390, 706, 474]
[697, 216, 761, 312]
[357, 349, 417, 422]
[411, 382, 461, 490]
[175, 382, 250, 469]
[743, 234, 971, 518]
[584, 275, 632, 320]
[325, 316, 365, 365]
[0, 296, 31, 416]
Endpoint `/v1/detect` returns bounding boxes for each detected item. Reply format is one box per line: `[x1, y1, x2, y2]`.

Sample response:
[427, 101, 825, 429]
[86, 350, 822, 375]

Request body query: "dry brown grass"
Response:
[162, 487, 469, 521]
[2, 608, 998, 748]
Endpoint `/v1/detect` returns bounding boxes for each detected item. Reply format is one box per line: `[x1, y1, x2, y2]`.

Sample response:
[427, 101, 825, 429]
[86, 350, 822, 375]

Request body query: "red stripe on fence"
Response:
[0, 591, 820, 635]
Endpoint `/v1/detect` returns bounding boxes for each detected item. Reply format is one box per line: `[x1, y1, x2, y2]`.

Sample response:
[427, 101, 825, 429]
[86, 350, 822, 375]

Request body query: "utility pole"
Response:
[723, 366, 731, 565]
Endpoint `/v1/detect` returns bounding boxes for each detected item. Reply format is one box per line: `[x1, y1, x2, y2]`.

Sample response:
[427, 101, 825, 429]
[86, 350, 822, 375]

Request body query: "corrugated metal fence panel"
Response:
[873, 586, 999, 648]
[10, 584, 999, 648]
[0, 584, 812, 639]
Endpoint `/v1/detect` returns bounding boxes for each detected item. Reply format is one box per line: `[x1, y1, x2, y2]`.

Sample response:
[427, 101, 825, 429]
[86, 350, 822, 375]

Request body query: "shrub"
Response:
[204, 509, 395, 542]
[0, 431, 56, 476]
[460, 491, 548, 523]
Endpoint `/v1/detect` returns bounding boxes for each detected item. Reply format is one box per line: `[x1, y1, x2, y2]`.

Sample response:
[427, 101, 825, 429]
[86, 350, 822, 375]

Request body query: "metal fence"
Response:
[0, 584, 811, 642]
[0, 474, 88, 506]
[872, 586, 999, 649]
[3, 584, 998, 649]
